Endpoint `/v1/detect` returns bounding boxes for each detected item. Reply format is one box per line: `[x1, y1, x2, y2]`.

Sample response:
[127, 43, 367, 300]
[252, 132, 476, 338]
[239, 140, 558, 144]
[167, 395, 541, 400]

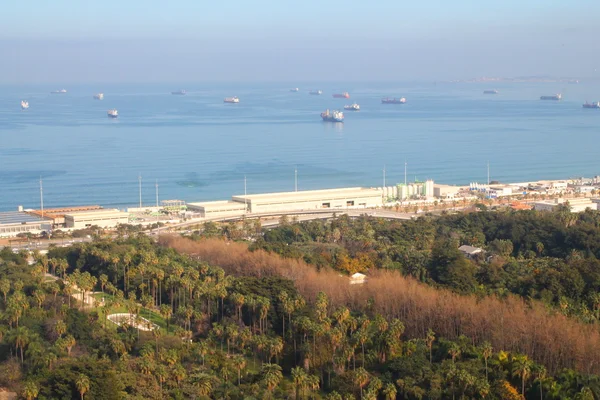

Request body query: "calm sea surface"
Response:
[0, 82, 599, 211]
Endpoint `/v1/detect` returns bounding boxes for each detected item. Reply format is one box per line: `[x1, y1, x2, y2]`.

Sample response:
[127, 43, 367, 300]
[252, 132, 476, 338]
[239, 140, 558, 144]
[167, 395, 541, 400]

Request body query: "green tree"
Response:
[75, 374, 90, 400]
[191, 372, 216, 397]
[354, 367, 370, 400]
[512, 354, 532, 396]
[261, 363, 283, 394]
[481, 341, 493, 382]
[382, 383, 397, 400]
[22, 380, 39, 400]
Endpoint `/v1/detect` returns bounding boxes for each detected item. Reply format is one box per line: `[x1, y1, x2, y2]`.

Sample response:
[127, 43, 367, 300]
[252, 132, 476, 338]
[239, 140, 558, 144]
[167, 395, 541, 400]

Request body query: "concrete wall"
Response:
[65, 211, 129, 229]
[187, 201, 247, 219]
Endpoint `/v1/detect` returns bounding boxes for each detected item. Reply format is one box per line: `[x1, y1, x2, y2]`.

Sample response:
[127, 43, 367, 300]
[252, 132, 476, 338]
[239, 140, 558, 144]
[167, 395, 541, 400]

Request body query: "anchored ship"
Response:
[309, 90, 323, 95]
[107, 109, 118, 118]
[484, 90, 498, 94]
[224, 96, 240, 103]
[344, 103, 360, 111]
[93, 93, 104, 100]
[321, 109, 344, 122]
[51, 89, 67, 94]
[540, 94, 562, 100]
[333, 92, 350, 99]
[20, 100, 29, 110]
[382, 97, 406, 104]
[290, 88, 299, 92]
[172, 90, 186, 95]
[583, 101, 600, 109]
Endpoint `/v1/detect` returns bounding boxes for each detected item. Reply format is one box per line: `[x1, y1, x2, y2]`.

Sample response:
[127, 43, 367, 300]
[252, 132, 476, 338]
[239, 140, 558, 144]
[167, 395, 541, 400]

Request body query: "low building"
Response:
[533, 198, 597, 213]
[574, 185, 596, 194]
[488, 185, 515, 197]
[434, 184, 461, 199]
[232, 187, 383, 214]
[458, 245, 484, 258]
[64, 209, 130, 229]
[0, 210, 53, 237]
[187, 201, 247, 219]
[27, 205, 103, 227]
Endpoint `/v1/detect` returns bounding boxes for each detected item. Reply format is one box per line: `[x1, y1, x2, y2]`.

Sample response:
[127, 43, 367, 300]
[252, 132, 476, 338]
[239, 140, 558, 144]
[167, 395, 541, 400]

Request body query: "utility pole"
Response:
[244, 175, 248, 213]
[39, 177, 44, 218]
[138, 174, 142, 208]
[155, 180, 159, 208]
[487, 161, 490, 186]
[383, 165, 386, 188]
[404, 161, 407, 186]
[155, 180, 159, 233]
[295, 167, 298, 192]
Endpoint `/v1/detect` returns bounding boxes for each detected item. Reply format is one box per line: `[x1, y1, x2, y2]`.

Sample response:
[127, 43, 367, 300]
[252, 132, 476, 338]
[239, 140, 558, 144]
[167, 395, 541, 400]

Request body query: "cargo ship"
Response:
[51, 89, 67, 94]
[483, 90, 498, 94]
[172, 90, 186, 95]
[107, 109, 118, 118]
[93, 93, 104, 100]
[20, 100, 29, 110]
[321, 109, 344, 122]
[583, 101, 600, 109]
[344, 103, 360, 111]
[309, 90, 323, 95]
[540, 94, 562, 101]
[382, 97, 406, 104]
[333, 92, 350, 99]
[290, 88, 299, 92]
[224, 96, 240, 103]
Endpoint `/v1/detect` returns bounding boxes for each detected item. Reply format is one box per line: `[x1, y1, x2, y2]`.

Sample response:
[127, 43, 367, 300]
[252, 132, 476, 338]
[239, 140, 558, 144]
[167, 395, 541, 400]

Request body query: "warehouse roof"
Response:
[28, 205, 102, 219]
[64, 209, 129, 219]
[0, 211, 50, 225]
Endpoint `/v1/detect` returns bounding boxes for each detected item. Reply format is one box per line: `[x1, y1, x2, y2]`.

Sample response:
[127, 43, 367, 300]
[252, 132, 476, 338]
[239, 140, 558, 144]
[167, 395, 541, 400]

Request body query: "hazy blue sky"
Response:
[2, 0, 599, 83]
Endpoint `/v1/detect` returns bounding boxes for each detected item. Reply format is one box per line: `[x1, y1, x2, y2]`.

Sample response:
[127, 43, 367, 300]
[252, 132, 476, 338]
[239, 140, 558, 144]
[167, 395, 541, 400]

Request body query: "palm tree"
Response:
[191, 372, 215, 397]
[448, 342, 461, 363]
[512, 354, 532, 396]
[171, 364, 187, 387]
[533, 364, 547, 400]
[354, 367, 370, 400]
[382, 383, 397, 400]
[10, 326, 31, 364]
[292, 366, 308, 399]
[481, 342, 493, 382]
[574, 387, 595, 400]
[75, 374, 90, 400]
[425, 329, 435, 364]
[307, 374, 320, 399]
[63, 334, 76, 357]
[0, 278, 10, 302]
[261, 363, 283, 394]
[232, 354, 247, 385]
[22, 380, 39, 400]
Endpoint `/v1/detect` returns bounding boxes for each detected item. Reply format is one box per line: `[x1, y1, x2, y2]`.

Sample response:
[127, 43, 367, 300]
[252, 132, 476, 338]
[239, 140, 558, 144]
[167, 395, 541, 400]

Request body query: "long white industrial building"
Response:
[188, 187, 383, 218]
[232, 187, 383, 214]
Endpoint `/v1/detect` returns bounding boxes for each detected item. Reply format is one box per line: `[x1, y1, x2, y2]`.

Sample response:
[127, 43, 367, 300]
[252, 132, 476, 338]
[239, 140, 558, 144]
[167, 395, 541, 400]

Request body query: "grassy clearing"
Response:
[90, 292, 168, 330]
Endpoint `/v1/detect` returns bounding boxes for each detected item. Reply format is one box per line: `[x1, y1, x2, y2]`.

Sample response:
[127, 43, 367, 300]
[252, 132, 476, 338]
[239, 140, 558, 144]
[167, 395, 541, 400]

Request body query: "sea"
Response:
[1, 82, 599, 212]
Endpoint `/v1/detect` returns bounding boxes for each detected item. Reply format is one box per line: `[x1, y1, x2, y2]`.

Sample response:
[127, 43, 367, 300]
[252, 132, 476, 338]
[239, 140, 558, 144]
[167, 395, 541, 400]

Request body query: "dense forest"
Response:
[1, 208, 600, 398]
